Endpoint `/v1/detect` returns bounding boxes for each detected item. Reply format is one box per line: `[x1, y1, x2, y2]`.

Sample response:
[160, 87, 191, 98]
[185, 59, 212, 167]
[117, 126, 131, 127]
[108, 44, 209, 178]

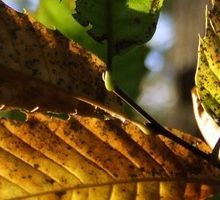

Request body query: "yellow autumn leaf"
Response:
[0, 1, 219, 200]
[195, 0, 220, 122]
[0, 110, 219, 199]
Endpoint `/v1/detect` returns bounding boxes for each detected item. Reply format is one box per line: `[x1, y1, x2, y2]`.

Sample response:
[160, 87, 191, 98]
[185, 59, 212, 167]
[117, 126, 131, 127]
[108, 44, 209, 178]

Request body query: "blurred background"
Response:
[2, 0, 210, 135]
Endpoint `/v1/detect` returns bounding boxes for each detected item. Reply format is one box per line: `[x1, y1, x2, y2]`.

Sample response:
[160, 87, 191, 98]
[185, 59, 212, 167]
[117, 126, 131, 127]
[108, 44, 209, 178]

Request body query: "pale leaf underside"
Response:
[192, 89, 220, 155]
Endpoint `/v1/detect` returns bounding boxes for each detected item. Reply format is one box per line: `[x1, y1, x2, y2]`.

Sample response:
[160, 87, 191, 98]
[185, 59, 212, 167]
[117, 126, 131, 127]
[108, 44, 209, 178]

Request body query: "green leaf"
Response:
[113, 46, 149, 99]
[73, 0, 164, 56]
[35, 0, 106, 59]
[35, 0, 150, 99]
[0, 110, 26, 121]
[46, 112, 70, 120]
[195, 2, 220, 124]
[196, 45, 220, 122]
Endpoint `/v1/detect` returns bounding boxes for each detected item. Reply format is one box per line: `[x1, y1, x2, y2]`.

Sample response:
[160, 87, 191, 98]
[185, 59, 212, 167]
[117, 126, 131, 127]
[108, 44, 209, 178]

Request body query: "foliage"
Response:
[112, 46, 149, 99]
[0, 109, 26, 121]
[35, 0, 150, 99]
[73, 0, 163, 56]
[36, 0, 105, 59]
[0, 0, 123, 115]
[0, 0, 219, 199]
[194, 2, 220, 199]
[192, 89, 220, 154]
[0, 111, 219, 199]
[195, 2, 220, 124]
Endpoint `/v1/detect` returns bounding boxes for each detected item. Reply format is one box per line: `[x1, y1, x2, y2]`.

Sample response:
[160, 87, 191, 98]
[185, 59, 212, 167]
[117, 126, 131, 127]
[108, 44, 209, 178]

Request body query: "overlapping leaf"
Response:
[0, 0, 122, 116]
[0, 1, 219, 200]
[36, 0, 106, 59]
[36, 0, 149, 99]
[192, 89, 220, 153]
[0, 110, 219, 199]
[195, 0, 220, 123]
[73, 0, 164, 55]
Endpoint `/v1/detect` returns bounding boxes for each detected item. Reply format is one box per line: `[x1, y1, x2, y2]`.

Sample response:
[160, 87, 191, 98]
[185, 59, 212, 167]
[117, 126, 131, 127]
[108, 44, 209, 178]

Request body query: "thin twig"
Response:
[105, 0, 220, 169]
[114, 86, 220, 169]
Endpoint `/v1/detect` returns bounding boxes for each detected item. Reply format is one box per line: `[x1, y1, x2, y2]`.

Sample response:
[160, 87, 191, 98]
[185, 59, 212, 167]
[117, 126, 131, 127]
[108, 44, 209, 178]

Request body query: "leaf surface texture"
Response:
[195, 0, 220, 123]
[0, 111, 219, 199]
[73, 0, 164, 55]
[0, 1, 122, 116]
[0, 1, 219, 199]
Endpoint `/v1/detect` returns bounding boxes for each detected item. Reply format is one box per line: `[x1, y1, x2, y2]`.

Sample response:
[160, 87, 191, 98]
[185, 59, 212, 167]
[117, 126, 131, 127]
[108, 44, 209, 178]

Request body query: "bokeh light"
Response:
[2, 0, 39, 12]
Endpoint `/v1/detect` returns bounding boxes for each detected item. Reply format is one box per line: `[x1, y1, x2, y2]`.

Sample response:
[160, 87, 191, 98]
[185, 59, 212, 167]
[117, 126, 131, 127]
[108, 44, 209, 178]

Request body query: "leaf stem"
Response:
[106, 0, 113, 71]
[114, 85, 220, 169]
[105, 0, 220, 169]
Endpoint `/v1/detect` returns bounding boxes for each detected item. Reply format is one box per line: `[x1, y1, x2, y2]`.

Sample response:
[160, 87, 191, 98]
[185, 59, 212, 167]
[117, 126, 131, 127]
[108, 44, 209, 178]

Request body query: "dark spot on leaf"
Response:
[46, 178, 55, 184]
[55, 191, 66, 198]
[34, 164, 40, 169]
[115, 39, 138, 54]
[70, 119, 81, 132]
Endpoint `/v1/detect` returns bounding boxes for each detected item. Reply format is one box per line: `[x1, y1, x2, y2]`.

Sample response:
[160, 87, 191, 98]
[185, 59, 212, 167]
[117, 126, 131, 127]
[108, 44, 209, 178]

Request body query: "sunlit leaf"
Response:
[35, 0, 106, 59]
[195, 0, 220, 123]
[0, 1, 219, 199]
[73, 0, 164, 55]
[113, 46, 149, 99]
[0, 1, 123, 117]
[192, 88, 220, 156]
[36, 0, 150, 99]
[0, 109, 219, 199]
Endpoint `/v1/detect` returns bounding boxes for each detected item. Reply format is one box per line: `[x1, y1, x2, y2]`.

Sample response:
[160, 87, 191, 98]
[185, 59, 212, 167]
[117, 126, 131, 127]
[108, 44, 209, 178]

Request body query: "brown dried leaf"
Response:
[0, 1, 219, 200]
[0, 1, 122, 115]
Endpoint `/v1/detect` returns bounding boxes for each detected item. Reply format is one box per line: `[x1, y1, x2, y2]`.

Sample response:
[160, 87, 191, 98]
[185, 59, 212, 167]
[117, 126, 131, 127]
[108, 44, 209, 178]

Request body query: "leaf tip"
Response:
[103, 71, 115, 92]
